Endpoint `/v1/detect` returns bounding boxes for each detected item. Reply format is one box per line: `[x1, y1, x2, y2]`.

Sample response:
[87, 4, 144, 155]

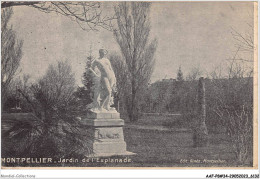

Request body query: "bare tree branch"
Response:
[1, 2, 115, 31]
[1, 2, 40, 8]
[231, 26, 254, 52]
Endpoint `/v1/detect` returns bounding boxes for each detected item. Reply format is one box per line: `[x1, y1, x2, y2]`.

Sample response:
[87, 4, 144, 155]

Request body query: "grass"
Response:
[118, 128, 238, 167]
[1, 114, 253, 168]
[126, 114, 182, 127]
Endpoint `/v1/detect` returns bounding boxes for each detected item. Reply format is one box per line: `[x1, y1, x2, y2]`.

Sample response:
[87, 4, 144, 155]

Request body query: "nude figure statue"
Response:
[87, 49, 117, 112]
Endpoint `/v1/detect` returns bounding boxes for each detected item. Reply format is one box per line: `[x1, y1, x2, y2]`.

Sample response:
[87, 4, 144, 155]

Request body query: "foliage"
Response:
[2, 60, 89, 161]
[142, 61, 253, 165]
[177, 66, 184, 81]
[209, 76, 253, 165]
[114, 2, 157, 121]
[1, 7, 23, 106]
[109, 53, 129, 114]
[142, 79, 198, 114]
[75, 53, 95, 112]
[30, 60, 76, 119]
[2, 111, 88, 162]
[3, 74, 32, 112]
[186, 67, 203, 81]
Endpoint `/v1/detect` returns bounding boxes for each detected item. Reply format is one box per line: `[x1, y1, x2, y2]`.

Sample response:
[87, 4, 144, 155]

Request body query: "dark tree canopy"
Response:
[77, 52, 95, 107]
[1, 7, 23, 105]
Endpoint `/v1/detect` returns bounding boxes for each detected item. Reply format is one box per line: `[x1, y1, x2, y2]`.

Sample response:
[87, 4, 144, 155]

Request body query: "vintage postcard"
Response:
[1, 1, 258, 170]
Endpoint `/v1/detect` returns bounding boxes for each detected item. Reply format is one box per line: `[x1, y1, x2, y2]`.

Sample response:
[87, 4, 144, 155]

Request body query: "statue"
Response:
[87, 49, 117, 112]
[82, 49, 134, 157]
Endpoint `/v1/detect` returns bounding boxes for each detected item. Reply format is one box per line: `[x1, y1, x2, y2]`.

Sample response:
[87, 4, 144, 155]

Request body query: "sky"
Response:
[9, 2, 254, 85]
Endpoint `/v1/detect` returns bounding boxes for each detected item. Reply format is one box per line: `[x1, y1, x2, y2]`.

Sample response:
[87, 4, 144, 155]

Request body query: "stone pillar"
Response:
[193, 77, 208, 147]
[81, 111, 134, 157]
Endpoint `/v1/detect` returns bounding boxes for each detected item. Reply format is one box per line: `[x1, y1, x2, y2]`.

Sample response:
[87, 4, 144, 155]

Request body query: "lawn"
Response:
[52, 127, 241, 167]
[116, 127, 237, 167]
[2, 114, 252, 168]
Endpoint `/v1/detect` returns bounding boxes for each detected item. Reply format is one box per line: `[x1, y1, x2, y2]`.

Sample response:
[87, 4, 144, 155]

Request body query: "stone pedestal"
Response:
[81, 111, 134, 157]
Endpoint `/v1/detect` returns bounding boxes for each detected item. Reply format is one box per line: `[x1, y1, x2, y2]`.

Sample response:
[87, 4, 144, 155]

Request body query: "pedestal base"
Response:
[87, 151, 136, 157]
[193, 122, 209, 147]
[81, 111, 135, 157]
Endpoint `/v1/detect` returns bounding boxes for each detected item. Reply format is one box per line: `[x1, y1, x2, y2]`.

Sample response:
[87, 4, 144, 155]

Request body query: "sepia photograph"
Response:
[1, 1, 258, 170]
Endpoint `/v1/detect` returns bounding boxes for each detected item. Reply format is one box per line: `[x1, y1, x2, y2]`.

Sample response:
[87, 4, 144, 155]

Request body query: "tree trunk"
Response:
[129, 78, 139, 122]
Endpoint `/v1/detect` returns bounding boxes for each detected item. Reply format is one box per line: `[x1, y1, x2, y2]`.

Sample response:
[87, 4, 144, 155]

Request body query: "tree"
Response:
[3, 74, 32, 112]
[15, 60, 76, 122]
[211, 74, 253, 165]
[206, 59, 253, 164]
[226, 21, 255, 79]
[10, 60, 85, 159]
[1, 7, 23, 106]
[30, 60, 76, 121]
[228, 18, 255, 68]
[110, 52, 129, 113]
[176, 66, 184, 81]
[186, 67, 203, 81]
[114, 2, 157, 122]
[1, 2, 114, 31]
[231, 26, 254, 53]
[75, 50, 95, 111]
[82, 55, 95, 94]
